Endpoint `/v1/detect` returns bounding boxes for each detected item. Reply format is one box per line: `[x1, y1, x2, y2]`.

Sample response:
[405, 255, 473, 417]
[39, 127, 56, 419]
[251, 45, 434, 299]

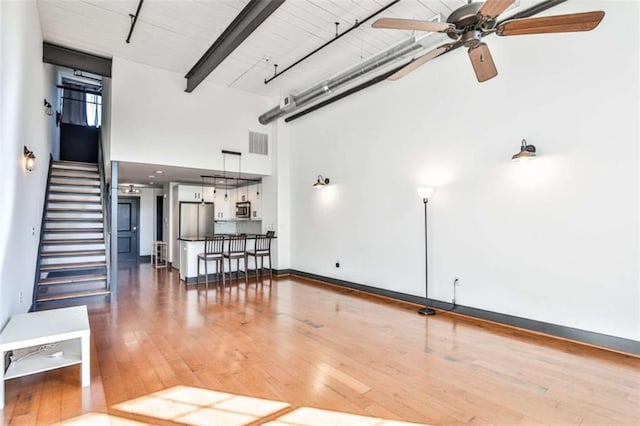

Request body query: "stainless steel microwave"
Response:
[235, 202, 251, 218]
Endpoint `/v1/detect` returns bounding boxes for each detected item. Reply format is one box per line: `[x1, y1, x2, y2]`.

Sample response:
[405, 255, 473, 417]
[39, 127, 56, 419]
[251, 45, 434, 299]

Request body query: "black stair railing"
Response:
[98, 134, 111, 294]
[31, 154, 54, 311]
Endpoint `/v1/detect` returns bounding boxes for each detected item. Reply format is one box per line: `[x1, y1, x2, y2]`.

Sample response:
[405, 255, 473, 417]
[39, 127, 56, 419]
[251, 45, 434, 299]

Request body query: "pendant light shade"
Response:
[512, 139, 536, 161]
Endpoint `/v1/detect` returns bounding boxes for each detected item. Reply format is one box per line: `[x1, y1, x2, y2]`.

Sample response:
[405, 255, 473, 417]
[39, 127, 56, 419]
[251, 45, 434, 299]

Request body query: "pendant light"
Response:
[238, 155, 242, 203]
[223, 154, 228, 201]
[200, 176, 205, 205]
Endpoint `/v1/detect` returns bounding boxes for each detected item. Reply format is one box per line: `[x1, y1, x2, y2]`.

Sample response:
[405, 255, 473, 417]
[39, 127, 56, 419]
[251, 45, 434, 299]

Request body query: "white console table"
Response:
[0, 306, 90, 410]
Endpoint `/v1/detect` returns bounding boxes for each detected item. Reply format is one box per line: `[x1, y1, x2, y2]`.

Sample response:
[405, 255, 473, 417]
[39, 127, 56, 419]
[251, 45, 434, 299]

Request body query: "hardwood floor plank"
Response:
[2, 264, 639, 425]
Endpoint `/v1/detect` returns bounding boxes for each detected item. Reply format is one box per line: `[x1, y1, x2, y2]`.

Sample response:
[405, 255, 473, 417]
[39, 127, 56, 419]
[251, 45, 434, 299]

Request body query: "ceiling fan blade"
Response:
[497, 0, 567, 24]
[387, 44, 452, 81]
[497, 11, 605, 36]
[468, 43, 498, 82]
[372, 18, 454, 33]
[478, 0, 515, 19]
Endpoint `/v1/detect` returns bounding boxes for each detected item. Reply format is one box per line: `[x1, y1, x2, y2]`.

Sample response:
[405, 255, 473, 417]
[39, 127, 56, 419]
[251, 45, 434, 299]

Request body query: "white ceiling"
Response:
[37, 0, 470, 98]
[118, 161, 263, 188]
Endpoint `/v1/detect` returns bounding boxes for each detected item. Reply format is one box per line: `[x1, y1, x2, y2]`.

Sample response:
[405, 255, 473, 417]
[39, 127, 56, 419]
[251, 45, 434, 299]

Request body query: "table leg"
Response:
[81, 335, 90, 387]
[0, 350, 5, 410]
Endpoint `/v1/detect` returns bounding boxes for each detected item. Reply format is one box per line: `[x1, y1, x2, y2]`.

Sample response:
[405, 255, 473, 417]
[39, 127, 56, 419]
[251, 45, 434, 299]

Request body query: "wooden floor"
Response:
[3, 262, 639, 425]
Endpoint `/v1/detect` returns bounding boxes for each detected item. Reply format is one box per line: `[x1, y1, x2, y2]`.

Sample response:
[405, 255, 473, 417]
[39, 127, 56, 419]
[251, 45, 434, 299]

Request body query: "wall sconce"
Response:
[512, 139, 536, 161]
[313, 175, 330, 188]
[44, 99, 53, 116]
[24, 146, 36, 172]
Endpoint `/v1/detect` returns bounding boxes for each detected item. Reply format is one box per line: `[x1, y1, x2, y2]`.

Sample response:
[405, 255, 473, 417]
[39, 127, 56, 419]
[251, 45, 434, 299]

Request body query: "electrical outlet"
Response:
[335, 261, 340, 268]
[19, 291, 23, 304]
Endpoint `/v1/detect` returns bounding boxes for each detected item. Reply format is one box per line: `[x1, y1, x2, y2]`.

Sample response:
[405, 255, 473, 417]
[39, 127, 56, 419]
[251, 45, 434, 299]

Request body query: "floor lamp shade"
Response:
[417, 187, 434, 200]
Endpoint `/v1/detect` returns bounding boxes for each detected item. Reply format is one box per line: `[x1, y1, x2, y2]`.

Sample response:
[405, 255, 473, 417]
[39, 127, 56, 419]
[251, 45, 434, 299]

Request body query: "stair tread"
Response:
[40, 261, 106, 271]
[37, 289, 110, 302]
[45, 228, 103, 233]
[41, 250, 106, 257]
[43, 238, 105, 244]
[50, 172, 99, 178]
[49, 180, 100, 186]
[39, 273, 107, 285]
[46, 217, 104, 222]
[49, 189, 100, 194]
[47, 199, 102, 204]
[52, 162, 98, 168]
[46, 208, 102, 212]
[53, 160, 98, 166]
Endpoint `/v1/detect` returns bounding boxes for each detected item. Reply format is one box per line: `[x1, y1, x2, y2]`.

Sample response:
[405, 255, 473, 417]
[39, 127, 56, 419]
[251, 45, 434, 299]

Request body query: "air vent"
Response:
[249, 131, 268, 155]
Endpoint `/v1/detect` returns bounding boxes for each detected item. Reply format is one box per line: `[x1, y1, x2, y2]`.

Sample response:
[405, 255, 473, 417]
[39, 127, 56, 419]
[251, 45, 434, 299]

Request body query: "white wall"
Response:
[287, 1, 639, 341]
[110, 57, 274, 176]
[0, 0, 53, 326]
[44, 63, 60, 159]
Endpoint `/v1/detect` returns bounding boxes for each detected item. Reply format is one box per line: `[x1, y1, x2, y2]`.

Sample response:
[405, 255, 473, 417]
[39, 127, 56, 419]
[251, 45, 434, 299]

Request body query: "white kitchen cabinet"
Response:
[178, 185, 214, 202]
[213, 188, 234, 220]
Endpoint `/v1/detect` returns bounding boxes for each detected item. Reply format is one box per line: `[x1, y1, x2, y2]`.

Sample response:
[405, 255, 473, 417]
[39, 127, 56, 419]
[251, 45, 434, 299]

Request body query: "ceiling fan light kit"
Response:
[372, 0, 605, 83]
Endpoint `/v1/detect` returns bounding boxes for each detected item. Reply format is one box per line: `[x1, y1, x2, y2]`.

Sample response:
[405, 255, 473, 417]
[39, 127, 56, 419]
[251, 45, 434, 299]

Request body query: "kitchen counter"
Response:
[178, 234, 274, 242]
[178, 235, 275, 283]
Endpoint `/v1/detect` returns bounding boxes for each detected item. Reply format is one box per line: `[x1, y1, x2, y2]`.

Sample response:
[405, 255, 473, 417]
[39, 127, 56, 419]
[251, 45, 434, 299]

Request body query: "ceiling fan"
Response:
[372, 0, 604, 82]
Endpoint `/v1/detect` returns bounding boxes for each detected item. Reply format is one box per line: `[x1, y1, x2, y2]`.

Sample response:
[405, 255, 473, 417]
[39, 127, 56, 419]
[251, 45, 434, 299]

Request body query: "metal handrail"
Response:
[31, 154, 54, 311]
[98, 135, 111, 292]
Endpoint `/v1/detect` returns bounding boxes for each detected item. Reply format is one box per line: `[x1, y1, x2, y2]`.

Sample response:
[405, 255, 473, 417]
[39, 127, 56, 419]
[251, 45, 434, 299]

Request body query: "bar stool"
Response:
[224, 235, 248, 285]
[197, 236, 225, 290]
[247, 233, 273, 280]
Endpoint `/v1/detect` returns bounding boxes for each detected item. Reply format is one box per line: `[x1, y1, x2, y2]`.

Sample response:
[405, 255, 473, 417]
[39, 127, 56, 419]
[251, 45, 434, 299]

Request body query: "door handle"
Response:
[133, 226, 137, 231]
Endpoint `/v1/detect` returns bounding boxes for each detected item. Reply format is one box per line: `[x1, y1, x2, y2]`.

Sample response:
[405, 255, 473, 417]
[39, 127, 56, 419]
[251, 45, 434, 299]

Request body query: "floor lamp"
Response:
[417, 187, 435, 316]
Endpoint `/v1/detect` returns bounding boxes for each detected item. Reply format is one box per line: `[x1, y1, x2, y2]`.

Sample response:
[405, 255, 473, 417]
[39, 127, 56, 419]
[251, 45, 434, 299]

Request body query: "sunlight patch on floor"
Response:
[264, 407, 427, 426]
[112, 385, 290, 425]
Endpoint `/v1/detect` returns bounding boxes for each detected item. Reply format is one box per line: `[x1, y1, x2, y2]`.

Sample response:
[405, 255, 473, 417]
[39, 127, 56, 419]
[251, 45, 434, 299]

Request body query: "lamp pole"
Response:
[418, 196, 435, 316]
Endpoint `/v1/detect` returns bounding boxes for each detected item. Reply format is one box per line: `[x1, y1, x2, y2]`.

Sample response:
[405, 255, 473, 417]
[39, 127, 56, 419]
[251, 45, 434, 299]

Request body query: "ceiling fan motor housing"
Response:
[446, 2, 494, 40]
[461, 30, 483, 48]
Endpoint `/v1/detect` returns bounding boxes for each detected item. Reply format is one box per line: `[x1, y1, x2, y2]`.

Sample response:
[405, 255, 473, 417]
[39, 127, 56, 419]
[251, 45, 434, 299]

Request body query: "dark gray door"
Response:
[118, 197, 139, 262]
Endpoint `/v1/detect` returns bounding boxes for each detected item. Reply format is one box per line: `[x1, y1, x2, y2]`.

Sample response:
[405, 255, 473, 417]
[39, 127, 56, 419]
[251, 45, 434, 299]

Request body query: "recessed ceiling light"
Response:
[148, 175, 155, 178]
[155, 170, 164, 174]
[149, 182, 154, 185]
[219, 180, 224, 183]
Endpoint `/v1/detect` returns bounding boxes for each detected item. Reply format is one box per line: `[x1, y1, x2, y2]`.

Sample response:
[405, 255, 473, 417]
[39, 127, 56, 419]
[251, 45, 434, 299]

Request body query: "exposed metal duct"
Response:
[258, 36, 425, 125]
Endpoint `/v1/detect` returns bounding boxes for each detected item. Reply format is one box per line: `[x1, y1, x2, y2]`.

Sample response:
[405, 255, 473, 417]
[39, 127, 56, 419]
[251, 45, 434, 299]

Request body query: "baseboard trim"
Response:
[289, 270, 640, 357]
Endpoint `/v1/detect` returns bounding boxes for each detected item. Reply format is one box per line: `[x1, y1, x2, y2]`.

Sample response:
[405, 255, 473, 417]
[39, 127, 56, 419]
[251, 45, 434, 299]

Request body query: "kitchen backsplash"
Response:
[214, 220, 262, 235]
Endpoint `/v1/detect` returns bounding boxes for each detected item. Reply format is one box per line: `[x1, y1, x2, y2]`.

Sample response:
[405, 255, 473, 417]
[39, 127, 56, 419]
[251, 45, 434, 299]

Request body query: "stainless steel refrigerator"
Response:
[179, 202, 214, 239]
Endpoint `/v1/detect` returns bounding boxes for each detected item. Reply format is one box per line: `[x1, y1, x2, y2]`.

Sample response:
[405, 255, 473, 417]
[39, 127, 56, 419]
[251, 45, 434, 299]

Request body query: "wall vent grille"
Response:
[249, 131, 268, 155]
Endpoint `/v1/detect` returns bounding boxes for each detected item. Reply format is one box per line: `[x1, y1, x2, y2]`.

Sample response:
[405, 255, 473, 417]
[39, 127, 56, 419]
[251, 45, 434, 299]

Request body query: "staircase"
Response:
[34, 160, 110, 309]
